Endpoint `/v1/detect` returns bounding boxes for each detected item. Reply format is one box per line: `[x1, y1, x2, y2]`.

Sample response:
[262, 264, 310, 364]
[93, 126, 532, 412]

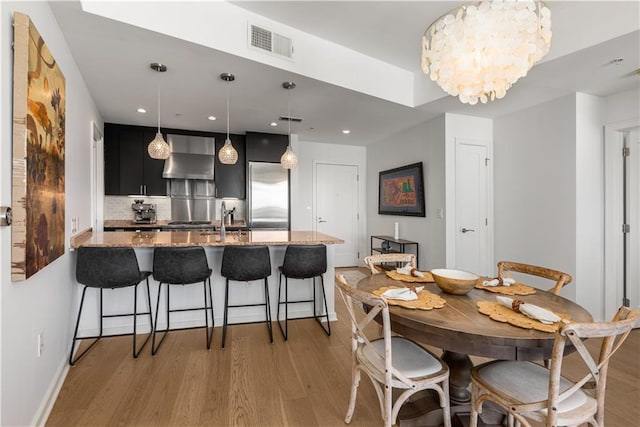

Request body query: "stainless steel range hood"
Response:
[162, 134, 215, 180]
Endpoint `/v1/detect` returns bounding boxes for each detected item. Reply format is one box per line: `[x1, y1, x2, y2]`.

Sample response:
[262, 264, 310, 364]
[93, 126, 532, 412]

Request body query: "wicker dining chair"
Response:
[363, 253, 417, 275]
[469, 306, 639, 427]
[497, 261, 572, 295]
[335, 274, 451, 427]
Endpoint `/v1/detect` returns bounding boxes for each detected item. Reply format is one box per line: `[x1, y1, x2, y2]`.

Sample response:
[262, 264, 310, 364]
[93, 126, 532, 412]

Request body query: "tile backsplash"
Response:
[104, 196, 246, 222]
[104, 196, 171, 220]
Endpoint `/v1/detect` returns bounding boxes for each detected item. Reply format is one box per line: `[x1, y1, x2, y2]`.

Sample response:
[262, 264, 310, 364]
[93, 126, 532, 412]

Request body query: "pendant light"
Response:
[280, 81, 298, 170]
[147, 63, 170, 159]
[218, 73, 238, 164]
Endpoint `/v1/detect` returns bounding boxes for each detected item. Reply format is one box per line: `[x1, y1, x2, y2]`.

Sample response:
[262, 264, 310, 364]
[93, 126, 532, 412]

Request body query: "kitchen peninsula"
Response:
[70, 229, 344, 329]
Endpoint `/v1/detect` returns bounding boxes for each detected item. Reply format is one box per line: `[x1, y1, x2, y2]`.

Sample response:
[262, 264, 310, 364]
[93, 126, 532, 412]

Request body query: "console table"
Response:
[370, 235, 419, 268]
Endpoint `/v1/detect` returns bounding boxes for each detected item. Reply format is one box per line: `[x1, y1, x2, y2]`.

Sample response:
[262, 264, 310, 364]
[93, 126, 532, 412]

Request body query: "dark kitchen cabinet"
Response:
[245, 131, 289, 163]
[104, 123, 167, 196]
[214, 135, 246, 199]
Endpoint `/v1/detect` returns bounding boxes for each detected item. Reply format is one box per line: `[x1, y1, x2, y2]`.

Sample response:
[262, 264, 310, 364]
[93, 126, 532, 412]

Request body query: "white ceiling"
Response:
[50, 1, 640, 146]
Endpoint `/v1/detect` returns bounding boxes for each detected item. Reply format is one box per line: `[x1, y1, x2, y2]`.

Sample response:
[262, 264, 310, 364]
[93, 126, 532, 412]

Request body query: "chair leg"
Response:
[277, 274, 289, 340]
[222, 279, 230, 349]
[345, 368, 361, 424]
[264, 278, 273, 343]
[470, 383, 480, 427]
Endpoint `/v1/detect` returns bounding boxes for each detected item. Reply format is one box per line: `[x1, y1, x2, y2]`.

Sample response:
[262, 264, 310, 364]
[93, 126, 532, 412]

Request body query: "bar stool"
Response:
[277, 244, 331, 340]
[69, 247, 153, 365]
[221, 245, 272, 349]
[151, 247, 214, 355]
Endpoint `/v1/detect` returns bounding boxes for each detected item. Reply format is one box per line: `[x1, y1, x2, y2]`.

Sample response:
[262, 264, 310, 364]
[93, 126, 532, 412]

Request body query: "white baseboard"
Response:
[32, 357, 69, 427]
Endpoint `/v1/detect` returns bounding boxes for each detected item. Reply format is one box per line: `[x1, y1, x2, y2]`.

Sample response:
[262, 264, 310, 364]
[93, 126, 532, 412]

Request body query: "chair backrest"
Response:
[76, 246, 143, 288]
[363, 253, 416, 275]
[153, 246, 210, 284]
[335, 274, 421, 388]
[497, 261, 572, 295]
[221, 245, 271, 282]
[281, 244, 327, 278]
[544, 306, 639, 426]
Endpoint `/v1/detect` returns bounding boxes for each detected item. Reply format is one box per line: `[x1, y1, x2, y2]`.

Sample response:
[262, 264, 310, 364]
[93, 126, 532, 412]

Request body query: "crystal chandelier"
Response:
[280, 82, 298, 170]
[147, 63, 171, 159]
[218, 73, 238, 165]
[421, 0, 552, 105]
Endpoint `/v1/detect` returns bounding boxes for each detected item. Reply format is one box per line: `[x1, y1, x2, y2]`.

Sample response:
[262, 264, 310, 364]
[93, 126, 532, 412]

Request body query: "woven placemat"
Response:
[477, 301, 570, 333]
[475, 280, 536, 296]
[373, 286, 446, 310]
[385, 270, 434, 283]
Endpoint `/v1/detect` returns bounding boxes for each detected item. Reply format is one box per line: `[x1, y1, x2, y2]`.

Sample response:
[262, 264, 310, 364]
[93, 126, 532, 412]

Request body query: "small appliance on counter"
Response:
[132, 199, 157, 224]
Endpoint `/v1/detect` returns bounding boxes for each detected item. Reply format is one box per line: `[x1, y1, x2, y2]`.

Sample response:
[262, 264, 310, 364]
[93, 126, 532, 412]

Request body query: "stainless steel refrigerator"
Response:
[247, 161, 289, 230]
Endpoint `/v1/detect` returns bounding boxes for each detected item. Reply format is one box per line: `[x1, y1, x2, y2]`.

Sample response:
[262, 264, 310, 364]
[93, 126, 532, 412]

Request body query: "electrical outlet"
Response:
[37, 332, 44, 357]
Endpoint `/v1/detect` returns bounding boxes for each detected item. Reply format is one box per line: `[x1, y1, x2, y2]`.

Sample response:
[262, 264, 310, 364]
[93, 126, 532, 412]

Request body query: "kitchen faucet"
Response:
[220, 200, 226, 241]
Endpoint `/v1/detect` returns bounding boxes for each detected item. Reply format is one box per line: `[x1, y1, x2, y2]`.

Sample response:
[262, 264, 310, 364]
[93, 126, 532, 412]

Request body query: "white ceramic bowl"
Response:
[431, 268, 479, 295]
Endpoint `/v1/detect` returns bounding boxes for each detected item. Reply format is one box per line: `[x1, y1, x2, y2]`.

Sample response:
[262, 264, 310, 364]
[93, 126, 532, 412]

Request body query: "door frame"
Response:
[312, 160, 361, 265]
[446, 137, 494, 275]
[604, 118, 640, 321]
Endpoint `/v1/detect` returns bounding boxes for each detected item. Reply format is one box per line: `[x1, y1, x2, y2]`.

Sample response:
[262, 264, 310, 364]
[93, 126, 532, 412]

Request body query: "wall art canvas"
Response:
[378, 162, 426, 217]
[12, 12, 66, 281]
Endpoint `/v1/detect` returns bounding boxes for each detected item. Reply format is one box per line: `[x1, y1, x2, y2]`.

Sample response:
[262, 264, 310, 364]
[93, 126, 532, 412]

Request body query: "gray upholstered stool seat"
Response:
[69, 246, 153, 365]
[221, 245, 272, 349]
[151, 246, 214, 355]
[277, 244, 331, 340]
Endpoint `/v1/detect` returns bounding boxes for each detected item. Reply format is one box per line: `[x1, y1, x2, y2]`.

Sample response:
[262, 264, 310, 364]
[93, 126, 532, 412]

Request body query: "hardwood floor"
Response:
[47, 269, 639, 427]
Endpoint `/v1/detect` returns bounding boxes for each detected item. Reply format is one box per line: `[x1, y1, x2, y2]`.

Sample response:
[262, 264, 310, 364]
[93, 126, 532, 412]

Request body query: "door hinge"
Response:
[356, 174, 359, 182]
[485, 218, 488, 226]
[623, 147, 630, 157]
[357, 251, 360, 259]
[623, 224, 630, 233]
[485, 158, 490, 166]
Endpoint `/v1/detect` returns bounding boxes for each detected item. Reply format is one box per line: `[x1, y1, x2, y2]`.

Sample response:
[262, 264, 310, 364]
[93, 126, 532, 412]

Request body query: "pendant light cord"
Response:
[156, 70, 161, 133]
[287, 88, 291, 147]
[226, 79, 230, 141]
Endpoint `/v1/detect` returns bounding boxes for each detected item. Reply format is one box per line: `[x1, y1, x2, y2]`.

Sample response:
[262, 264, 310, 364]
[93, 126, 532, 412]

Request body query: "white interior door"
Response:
[455, 139, 490, 276]
[625, 128, 640, 311]
[315, 163, 359, 267]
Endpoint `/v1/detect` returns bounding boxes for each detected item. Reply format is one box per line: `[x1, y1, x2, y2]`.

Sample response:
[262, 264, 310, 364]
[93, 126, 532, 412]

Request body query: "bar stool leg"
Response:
[314, 276, 331, 336]
[222, 278, 230, 349]
[133, 278, 153, 358]
[152, 282, 170, 355]
[277, 273, 289, 340]
[264, 278, 273, 343]
[203, 278, 214, 349]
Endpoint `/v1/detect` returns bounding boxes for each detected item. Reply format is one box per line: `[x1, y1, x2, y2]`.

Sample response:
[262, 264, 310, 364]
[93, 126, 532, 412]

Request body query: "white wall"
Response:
[366, 115, 446, 270]
[604, 89, 640, 125]
[0, 2, 102, 425]
[493, 95, 578, 301]
[291, 137, 367, 260]
[575, 93, 605, 319]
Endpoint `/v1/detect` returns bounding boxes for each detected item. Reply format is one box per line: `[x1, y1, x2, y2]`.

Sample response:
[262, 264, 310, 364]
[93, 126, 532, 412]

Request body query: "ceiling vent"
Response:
[249, 23, 294, 60]
[279, 116, 303, 123]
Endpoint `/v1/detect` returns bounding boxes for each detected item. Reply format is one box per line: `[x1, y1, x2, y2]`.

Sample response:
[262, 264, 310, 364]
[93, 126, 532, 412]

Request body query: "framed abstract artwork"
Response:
[12, 12, 66, 281]
[378, 162, 426, 217]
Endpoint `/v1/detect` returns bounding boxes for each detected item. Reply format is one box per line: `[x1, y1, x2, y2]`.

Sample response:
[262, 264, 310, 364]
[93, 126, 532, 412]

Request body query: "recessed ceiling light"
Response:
[137, 108, 146, 113]
[342, 129, 351, 134]
[208, 116, 216, 121]
[270, 122, 278, 127]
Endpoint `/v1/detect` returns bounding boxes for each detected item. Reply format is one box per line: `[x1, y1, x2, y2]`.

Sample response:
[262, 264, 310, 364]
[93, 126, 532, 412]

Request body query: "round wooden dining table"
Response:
[357, 273, 593, 427]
